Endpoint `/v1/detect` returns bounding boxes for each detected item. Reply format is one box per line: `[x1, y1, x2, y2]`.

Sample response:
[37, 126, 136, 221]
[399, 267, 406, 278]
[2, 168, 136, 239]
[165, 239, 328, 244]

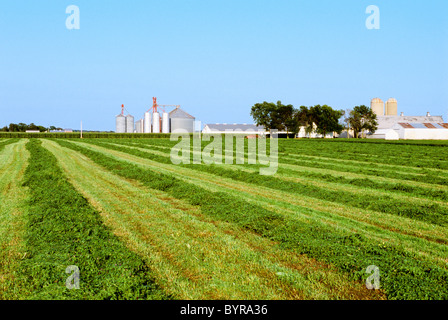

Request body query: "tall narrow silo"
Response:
[370, 98, 384, 116]
[144, 112, 151, 133]
[162, 112, 170, 133]
[152, 112, 160, 133]
[385, 98, 398, 116]
[116, 114, 126, 133]
[125, 114, 134, 133]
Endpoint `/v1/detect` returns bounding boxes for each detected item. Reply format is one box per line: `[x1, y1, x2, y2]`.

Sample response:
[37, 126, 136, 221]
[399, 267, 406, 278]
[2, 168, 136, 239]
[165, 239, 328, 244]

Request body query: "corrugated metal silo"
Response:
[116, 114, 126, 133]
[162, 112, 170, 133]
[126, 114, 134, 133]
[144, 112, 151, 133]
[386, 98, 398, 116]
[370, 98, 384, 116]
[169, 107, 195, 133]
[152, 112, 160, 133]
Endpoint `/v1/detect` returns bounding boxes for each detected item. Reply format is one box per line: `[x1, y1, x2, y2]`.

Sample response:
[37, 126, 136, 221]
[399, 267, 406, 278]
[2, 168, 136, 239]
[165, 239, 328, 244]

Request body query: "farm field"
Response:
[0, 137, 447, 300]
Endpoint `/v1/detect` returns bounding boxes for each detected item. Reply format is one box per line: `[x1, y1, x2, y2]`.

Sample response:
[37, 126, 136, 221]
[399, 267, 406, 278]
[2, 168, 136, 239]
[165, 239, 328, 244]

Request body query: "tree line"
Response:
[0, 123, 63, 132]
[250, 101, 378, 138]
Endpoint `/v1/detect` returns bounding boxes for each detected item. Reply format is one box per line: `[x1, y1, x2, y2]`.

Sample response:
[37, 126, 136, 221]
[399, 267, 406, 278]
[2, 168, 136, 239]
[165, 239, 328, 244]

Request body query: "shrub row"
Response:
[0, 132, 176, 139]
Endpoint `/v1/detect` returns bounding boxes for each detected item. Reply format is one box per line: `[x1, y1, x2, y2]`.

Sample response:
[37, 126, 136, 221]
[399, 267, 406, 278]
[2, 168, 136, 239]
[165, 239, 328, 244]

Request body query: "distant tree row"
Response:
[0, 123, 63, 132]
[250, 101, 378, 138]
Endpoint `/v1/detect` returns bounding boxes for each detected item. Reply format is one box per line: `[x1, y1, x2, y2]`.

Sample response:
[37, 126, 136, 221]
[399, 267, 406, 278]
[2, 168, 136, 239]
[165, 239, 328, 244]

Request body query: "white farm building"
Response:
[367, 97, 448, 140]
[202, 124, 267, 135]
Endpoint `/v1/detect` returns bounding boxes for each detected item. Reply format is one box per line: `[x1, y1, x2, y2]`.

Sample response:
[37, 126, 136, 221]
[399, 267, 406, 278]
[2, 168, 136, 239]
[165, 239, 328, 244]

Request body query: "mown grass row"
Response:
[101, 139, 448, 201]
[0, 138, 18, 149]
[78, 139, 448, 227]
[104, 138, 448, 186]
[15, 139, 168, 299]
[280, 154, 448, 187]
[280, 140, 448, 169]
[55, 139, 448, 299]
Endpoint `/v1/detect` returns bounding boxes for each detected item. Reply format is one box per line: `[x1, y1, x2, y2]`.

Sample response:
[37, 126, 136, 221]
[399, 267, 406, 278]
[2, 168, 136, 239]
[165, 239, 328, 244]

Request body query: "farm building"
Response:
[391, 122, 448, 140]
[202, 124, 266, 135]
[368, 97, 447, 140]
[297, 125, 334, 138]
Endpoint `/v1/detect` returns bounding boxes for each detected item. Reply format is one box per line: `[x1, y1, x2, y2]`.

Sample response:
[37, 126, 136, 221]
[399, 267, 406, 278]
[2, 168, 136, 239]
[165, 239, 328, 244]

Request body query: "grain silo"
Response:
[144, 112, 151, 133]
[126, 114, 134, 133]
[371, 98, 384, 116]
[162, 112, 170, 133]
[152, 112, 160, 133]
[385, 98, 398, 116]
[169, 106, 195, 133]
[116, 114, 126, 133]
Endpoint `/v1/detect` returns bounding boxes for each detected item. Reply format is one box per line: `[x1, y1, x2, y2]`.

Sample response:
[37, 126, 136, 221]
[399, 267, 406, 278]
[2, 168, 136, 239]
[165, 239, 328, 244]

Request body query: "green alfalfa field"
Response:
[0, 136, 447, 300]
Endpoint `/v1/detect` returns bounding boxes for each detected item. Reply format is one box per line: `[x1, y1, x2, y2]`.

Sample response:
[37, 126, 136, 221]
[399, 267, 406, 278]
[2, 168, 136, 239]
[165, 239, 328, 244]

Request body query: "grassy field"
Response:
[0, 137, 447, 300]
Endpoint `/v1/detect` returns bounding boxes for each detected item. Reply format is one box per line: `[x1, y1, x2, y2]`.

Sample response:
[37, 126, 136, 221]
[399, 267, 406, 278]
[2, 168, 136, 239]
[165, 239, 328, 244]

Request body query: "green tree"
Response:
[250, 101, 276, 130]
[250, 100, 295, 133]
[273, 103, 295, 137]
[308, 105, 344, 138]
[348, 105, 378, 138]
[296, 106, 314, 137]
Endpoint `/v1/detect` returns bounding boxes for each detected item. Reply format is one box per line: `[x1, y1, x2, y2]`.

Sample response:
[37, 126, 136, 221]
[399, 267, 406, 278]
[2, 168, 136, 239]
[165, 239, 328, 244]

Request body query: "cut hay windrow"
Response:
[54, 138, 448, 300]
[15, 139, 168, 300]
[95, 139, 448, 202]
[76, 139, 448, 227]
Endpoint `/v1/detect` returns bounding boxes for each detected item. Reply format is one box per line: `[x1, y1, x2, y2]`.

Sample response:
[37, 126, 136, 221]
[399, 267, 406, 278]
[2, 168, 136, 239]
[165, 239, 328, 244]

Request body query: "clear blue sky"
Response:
[1, 0, 447, 131]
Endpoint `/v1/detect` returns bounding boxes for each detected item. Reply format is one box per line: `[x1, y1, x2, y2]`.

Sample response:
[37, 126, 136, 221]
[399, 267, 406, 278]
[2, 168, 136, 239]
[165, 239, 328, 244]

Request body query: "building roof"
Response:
[397, 123, 448, 129]
[204, 123, 266, 131]
[169, 107, 195, 119]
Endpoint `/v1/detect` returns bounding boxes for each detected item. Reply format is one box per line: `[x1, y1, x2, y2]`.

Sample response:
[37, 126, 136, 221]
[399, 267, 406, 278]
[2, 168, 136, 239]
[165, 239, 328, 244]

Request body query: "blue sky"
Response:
[0, 0, 447, 131]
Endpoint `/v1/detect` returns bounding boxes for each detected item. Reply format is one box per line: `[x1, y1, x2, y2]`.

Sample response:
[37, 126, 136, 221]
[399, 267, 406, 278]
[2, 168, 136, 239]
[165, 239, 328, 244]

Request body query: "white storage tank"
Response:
[162, 112, 170, 133]
[152, 112, 160, 133]
[135, 119, 143, 133]
[116, 114, 126, 133]
[125, 114, 134, 133]
[144, 112, 151, 133]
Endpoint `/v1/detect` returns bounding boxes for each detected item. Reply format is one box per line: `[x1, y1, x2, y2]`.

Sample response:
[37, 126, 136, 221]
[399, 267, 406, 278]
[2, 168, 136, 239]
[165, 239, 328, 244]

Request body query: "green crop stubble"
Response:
[54, 138, 448, 300]
[16, 139, 168, 300]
